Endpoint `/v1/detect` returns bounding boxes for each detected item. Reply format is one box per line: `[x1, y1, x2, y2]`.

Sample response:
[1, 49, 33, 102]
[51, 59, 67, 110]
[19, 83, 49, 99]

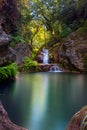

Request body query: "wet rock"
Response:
[0, 101, 27, 130]
[66, 106, 87, 130]
[37, 64, 52, 72]
[0, 24, 16, 66]
[35, 53, 43, 63]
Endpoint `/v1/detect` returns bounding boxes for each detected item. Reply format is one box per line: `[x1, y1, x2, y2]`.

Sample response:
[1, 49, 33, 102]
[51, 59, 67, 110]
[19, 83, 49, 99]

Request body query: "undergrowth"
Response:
[0, 63, 17, 82]
[19, 57, 38, 72]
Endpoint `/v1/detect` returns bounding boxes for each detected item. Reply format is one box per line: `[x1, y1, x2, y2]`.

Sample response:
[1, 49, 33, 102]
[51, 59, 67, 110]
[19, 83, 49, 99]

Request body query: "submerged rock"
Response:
[66, 106, 87, 130]
[0, 24, 16, 66]
[0, 101, 27, 130]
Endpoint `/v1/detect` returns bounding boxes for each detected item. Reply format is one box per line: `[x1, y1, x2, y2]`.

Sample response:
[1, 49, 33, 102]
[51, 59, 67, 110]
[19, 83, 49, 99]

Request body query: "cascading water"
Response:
[50, 65, 62, 72]
[42, 49, 49, 64]
[41, 49, 62, 72]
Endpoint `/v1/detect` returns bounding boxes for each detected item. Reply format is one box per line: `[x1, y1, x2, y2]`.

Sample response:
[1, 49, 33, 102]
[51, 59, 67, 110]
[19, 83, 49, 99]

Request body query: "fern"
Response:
[0, 63, 17, 82]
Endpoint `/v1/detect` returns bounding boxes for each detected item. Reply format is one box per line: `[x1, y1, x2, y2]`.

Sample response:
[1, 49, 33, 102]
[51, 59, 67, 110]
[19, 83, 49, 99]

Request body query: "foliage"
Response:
[59, 24, 72, 38]
[19, 57, 38, 71]
[0, 63, 17, 82]
[1, 0, 87, 50]
[27, 0, 87, 47]
[77, 20, 87, 35]
[11, 35, 25, 44]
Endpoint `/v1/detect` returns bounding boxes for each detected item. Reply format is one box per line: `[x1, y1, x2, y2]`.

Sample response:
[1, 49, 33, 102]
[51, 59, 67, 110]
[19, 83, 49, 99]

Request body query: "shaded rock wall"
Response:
[15, 43, 32, 65]
[58, 32, 87, 72]
[0, 101, 27, 130]
[0, 0, 21, 34]
[0, 24, 16, 66]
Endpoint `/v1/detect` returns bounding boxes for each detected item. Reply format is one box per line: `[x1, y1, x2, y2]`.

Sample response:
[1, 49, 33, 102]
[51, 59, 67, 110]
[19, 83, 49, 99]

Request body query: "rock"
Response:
[66, 106, 87, 130]
[0, 24, 16, 66]
[35, 53, 43, 63]
[37, 64, 52, 72]
[0, 101, 27, 130]
[0, 25, 11, 45]
[15, 43, 32, 65]
[58, 32, 87, 72]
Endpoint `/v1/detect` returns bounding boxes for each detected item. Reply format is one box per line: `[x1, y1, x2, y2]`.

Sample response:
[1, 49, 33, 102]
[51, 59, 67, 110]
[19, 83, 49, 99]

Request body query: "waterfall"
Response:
[42, 49, 49, 64]
[50, 65, 62, 72]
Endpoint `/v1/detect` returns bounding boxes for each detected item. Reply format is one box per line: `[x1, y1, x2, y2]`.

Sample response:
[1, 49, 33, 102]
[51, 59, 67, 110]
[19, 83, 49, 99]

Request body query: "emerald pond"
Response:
[0, 72, 87, 130]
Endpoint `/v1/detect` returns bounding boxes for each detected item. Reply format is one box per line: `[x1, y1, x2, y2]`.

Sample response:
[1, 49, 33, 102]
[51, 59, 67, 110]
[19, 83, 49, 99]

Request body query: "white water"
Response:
[42, 49, 49, 64]
[50, 65, 62, 72]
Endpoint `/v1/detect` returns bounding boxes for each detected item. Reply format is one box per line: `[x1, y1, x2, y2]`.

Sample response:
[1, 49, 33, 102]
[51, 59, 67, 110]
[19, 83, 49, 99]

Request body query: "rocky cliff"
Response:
[15, 43, 32, 65]
[0, 23, 16, 66]
[49, 31, 87, 72]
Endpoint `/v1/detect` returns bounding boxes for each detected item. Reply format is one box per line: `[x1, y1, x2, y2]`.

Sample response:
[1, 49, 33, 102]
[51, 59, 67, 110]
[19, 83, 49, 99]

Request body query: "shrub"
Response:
[0, 63, 17, 82]
[19, 57, 38, 71]
[59, 24, 72, 38]
[77, 20, 87, 35]
[10, 35, 25, 48]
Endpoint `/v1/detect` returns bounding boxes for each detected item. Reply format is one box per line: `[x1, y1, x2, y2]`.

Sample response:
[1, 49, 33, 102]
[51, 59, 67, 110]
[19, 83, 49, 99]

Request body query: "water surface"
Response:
[0, 72, 87, 130]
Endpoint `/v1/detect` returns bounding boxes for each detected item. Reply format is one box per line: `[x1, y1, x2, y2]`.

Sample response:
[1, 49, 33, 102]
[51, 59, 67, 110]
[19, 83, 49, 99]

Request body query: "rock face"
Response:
[35, 52, 43, 63]
[15, 43, 32, 65]
[58, 32, 87, 72]
[0, 101, 27, 130]
[66, 106, 87, 130]
[0, 24, 16, 66]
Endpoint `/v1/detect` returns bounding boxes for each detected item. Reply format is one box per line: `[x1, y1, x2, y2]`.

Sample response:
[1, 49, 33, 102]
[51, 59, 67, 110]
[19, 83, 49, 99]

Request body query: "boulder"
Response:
[35, 53, 43, 63]
[0, 101, 27, 130]
[37, 64, 52, 72]
[15, 43, 32, 65]
[66, 106, 87, 130]
[58, 32, 87, 72]
[0, 24, 16, 66]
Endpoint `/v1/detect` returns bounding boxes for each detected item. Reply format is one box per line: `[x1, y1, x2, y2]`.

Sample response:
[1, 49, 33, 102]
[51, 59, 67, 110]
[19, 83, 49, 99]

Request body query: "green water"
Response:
[0, 72, 87, 130]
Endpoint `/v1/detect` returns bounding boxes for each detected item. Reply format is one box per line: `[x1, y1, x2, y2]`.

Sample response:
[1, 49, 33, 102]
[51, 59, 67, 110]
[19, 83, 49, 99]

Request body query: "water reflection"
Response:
[28, 74, 49, 130]
[0, 73, 87, 130]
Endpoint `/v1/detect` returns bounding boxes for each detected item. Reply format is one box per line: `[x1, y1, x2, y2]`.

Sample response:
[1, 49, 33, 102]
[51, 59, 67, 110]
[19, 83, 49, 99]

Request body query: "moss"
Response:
[0, 63, 17, 82]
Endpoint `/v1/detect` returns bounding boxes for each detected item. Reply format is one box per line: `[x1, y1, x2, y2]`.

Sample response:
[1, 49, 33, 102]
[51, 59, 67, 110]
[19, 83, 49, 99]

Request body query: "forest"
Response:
[0, 0, 87, 79]
[1, 1, 87, 130]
